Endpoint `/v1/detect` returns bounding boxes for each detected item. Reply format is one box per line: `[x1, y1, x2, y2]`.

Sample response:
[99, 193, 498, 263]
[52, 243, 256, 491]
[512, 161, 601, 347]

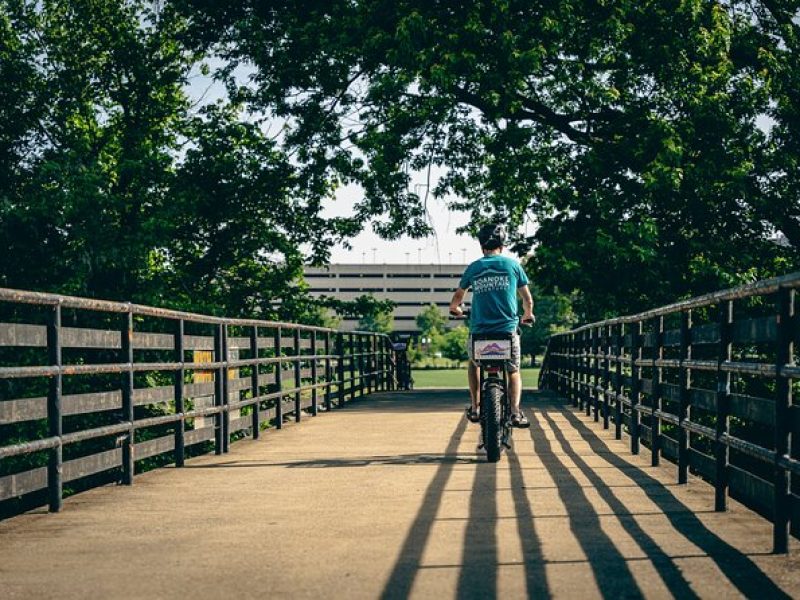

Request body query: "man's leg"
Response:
[508, 333, 529, 425]
[509, 370, 522, 414]
[468, 361, 479, 410]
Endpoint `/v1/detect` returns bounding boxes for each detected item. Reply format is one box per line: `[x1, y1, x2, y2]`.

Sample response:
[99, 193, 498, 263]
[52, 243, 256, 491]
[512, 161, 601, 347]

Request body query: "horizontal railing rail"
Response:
[0, 287, 397, 516]
[538, 271, 800, 554]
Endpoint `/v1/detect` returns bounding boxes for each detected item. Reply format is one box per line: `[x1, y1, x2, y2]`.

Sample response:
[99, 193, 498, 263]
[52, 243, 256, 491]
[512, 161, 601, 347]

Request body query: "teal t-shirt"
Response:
[459, 255, 530, 334]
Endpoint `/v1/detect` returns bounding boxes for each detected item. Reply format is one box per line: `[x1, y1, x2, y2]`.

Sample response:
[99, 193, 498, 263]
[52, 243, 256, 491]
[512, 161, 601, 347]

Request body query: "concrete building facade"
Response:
[304, 263, 470, 335]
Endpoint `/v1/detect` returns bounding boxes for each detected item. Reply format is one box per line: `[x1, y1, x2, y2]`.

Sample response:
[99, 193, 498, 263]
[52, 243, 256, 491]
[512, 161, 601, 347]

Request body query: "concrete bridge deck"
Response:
[1, 390, 799, 599]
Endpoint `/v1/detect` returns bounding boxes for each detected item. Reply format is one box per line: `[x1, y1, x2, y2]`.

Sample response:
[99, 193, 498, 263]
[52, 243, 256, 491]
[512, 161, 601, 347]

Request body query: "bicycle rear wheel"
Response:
[482, 382, 504, 463]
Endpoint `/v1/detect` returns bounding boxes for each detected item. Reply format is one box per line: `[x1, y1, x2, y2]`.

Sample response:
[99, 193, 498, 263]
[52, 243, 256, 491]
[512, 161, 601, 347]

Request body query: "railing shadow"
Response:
[538, 409, 699, 599]
[507, 446, 550, 597]
[380, 417, 468, 600]
[184, 454, 482, 469]
[525, 409, 645, 598]
[558, 404, 791, 599]
[456, 461, 498, 599]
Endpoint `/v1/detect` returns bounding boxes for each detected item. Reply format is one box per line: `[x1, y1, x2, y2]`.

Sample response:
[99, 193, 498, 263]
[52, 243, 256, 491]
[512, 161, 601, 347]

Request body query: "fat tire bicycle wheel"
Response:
[482, 381, 504, 463]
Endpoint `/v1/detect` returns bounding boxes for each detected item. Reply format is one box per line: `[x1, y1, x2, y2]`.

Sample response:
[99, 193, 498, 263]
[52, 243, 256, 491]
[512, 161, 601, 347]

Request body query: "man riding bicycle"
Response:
[449, 223, 535, 428]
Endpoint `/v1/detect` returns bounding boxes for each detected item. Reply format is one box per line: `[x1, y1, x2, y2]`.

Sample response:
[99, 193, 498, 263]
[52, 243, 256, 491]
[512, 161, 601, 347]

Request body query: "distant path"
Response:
[1, 390, 798, 599]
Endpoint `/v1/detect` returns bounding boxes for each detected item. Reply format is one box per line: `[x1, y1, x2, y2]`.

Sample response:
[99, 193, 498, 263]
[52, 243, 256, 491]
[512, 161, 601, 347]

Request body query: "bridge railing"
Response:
[538, 272, 800, 553]
[0, 288, 396, 516]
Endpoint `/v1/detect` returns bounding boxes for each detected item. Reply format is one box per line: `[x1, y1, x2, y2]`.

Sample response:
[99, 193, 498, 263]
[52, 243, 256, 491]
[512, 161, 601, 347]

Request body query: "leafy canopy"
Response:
[178, 0, 800, 319]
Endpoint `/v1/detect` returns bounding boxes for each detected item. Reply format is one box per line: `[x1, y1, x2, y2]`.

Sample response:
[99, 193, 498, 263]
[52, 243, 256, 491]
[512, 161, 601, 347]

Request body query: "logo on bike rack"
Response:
[474, 339, 512, 359]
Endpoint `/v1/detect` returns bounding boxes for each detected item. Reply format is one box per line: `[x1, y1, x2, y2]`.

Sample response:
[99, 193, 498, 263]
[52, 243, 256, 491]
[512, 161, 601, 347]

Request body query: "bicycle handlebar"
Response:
[448, 308, 534, 327]
[448, 309, 471, 320]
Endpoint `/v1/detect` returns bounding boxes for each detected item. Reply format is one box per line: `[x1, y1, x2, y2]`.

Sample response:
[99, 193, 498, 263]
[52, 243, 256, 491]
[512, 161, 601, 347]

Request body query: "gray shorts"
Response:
[467, 333, 521, 373]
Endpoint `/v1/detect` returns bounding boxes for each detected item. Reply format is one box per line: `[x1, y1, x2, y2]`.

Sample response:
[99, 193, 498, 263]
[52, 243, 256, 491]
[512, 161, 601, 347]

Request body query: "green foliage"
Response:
[521, 286, 579, 360]
[4, 0, 800, 324]
[357, 305, 394, 334]
[177, 0, 800, 321]
[441, 325, 469, 362]
[0, 0, 386, 322]
[415, 303, 447, 337]
[405, 338, 423, 364]
[321, 294, 395, 333]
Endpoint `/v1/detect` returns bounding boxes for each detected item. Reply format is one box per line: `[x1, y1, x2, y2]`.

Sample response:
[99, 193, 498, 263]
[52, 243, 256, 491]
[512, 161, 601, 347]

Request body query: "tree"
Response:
[321, 294, 395, 333]
[358, 310, 394, 334]
[177, 0, 800, 320]
[416, 303, 447, 337]
[520, 288, 578, 365]
[441, 325, 469, 364]
[0, 0, 360, 322]
[0, 0, 194, 300]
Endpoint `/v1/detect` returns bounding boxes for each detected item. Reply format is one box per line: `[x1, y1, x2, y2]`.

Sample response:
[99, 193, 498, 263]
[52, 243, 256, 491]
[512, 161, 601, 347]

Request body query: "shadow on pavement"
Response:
[507, 446, 550, 597]
[537, 409, 699, 599]
[558, 402, 791, 600]
[456, 461, 498, 599]
[380, 417, 468, 600]
[185, 454, 482, 469]
[525, 408, 645, 598]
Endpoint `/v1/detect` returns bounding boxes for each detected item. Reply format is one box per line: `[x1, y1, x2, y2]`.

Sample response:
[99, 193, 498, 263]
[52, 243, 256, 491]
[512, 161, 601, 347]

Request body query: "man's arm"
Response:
[518, 285, 534, 322]
[449, 288, 467, 315]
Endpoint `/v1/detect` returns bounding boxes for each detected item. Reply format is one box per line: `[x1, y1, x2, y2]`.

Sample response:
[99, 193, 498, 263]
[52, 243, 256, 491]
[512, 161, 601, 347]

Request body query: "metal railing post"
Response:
[571, 332, 578, 407]
[294, 328, 302, 422]
[363, 334, 370, 394]
[388, 338, 397, 391]
[349, 333, 356, 402]
[174, 319, 186, 466]
[603, 324, 611, 429]
[47, 302, 63, 511]
[310, 330, 318, 416]
[575, 333, 581, 406]
[551, 336, 558, 395]
[631, 320, 642, 455]
[377, 335, 384, 391]
[578, 331, 585, 410]
[678, 311, 692, 483]
[250, 325, 260, 438]
[214, 325, 224, 453]
[222, 324, 230, 453]
[385, 336, 391, 390]
[774, 287, 793, 552]
[584, 329, 591, 416]
[121, 309, 135, 483]
[652, 315, 664, 467]
[365, 334, 370, 395]
[337, 333, 346, 408]
[274, 327, 283, 428]
[324, 331, 332, 410]
[715, 300, 733, 512]
[359, 334, 365, 397]
[614, 323, 623, 440]
[368, 334, 375, 394]
[592, 326, 600, 422]
[559, 335, 564, 398]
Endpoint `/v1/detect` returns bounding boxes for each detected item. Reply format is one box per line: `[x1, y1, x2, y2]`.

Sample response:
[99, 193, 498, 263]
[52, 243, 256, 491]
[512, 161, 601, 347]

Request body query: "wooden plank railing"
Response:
[0, 287, 397, 516]
[538, 271, 800, 554]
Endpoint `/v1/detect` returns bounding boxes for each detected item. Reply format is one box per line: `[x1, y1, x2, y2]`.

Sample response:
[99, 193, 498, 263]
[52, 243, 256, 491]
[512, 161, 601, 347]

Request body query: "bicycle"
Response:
[450, 309, 533, 463]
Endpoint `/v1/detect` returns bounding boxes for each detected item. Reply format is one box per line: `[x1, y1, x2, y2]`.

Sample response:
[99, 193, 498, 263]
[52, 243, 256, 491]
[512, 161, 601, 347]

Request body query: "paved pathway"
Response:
[1, 390, 799, 599]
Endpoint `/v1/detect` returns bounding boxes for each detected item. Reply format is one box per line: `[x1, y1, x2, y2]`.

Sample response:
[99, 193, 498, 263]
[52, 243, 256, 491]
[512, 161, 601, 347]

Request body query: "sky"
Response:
[324, 182, 480, 265]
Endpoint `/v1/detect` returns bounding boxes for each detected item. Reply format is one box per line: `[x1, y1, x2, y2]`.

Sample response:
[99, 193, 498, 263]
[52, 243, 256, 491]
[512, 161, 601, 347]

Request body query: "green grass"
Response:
[411, 367, 540, 389]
